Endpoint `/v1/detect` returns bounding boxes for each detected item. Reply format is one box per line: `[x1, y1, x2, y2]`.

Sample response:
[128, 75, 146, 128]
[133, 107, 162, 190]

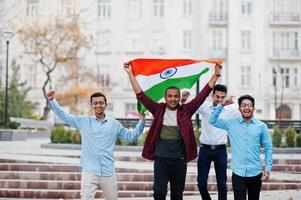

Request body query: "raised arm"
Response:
[208, 63, 222, 88]
[184, 64, 222, 114]
[124, 62, 142, 94]
[208, 104, 229, 131]
[47, 90, 81, 129]
[117, 113, 145, 142]
[124, 62, 159, 114]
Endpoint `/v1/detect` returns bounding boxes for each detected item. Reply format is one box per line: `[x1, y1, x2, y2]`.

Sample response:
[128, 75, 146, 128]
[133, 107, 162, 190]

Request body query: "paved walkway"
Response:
[0, 138, 300, 200]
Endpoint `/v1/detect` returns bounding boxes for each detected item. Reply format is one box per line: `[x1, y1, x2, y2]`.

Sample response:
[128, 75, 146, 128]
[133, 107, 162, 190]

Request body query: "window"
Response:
[272, 31, 299, 57]
[154, 0, 164, 17]
[272, 0, 300, 14]
[28, 64, 38, 87]
[61, 0, 76, 16]
[95, 64, 111, 87]
[128, 0, 142, 19]
[210, 0, 227, 20]
[241, 30, 251, 51]
[152, 31, 164, 53]
[127, 32, 142, 52]
[183, 30, 192, 51]
[0, 0, 5, 17]
[98, 0, 111, 19]
[240, 65, 251, 87]
[26, 0, 39, 17]
[241, 0, 252, 15]
[183, 0, 192, 16]
[107, 103, 114, 111]
[280, 67, 290, 88]
[293, 68, 299, 86]
[125, 103, 136, 113]
[96, 31, 110, 53]
[211, 29, 225, 50]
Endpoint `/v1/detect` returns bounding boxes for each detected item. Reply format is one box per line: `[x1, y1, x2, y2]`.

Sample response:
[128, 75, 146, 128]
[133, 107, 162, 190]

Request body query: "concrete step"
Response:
[1, 162, 301, 173]
[0, 188, 200, 198]
[3, 157, 301, 165]
[1, 179, 300, 194]
[0, 171, 195, 182]
[0, 163, 153, 173]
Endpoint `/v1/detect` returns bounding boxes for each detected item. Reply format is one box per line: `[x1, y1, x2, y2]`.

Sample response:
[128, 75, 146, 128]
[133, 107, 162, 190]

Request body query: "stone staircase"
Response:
[0, 157, 300, 199]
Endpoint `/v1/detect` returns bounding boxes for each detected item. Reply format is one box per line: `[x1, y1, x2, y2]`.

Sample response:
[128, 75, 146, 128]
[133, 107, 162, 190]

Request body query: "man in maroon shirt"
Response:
[124, 63, 221, 200]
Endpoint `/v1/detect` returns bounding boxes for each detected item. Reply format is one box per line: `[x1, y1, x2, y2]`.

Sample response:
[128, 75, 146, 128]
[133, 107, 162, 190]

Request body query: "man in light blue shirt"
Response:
[209, 94, 273, 200]
[47, 91, 145, 200]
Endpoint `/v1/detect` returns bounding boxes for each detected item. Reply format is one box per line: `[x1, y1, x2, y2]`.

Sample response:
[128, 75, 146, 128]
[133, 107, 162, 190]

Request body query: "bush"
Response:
[51, 126, 66, 143]
[115, 137, 122, 145]
[285, 127, 296, 147]
[71, 131, 81, 144]
[7, 121, 20, 129]
[272, 127, 282, 147]
[296, 134, 301, 147]
[280, 143, 288, 148]
[195, 128, 201, 145]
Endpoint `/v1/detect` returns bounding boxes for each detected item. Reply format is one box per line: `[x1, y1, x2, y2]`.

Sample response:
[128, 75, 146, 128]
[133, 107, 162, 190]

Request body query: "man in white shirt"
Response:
[182, 84, 240, 200]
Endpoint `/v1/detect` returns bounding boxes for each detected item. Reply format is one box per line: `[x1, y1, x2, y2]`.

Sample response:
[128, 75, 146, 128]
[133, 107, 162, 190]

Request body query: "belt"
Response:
[200, 143, 226, 151]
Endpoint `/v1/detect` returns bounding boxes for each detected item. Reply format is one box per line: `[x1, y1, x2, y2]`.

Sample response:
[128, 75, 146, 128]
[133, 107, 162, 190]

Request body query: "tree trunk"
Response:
[41, 64, 56, 120]
[41, 106, 50, 120]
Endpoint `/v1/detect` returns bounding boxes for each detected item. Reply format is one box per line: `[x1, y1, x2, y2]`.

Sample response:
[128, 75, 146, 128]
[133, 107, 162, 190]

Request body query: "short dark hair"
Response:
[238, 95, 255, 107]
[213, 84, 227, 95]
[90, 92, 107, 104]
[165, 86, 180, 96]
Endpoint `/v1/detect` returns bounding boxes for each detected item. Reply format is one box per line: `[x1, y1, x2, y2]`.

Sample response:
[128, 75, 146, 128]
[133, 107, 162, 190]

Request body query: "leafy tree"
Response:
[18, 16, 89, 119]
[0, 60, 36, 123]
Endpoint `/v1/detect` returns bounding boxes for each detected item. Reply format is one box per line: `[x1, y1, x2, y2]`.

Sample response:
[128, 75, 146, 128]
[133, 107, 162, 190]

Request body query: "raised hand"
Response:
[138, 112, 145, 121]
[222, 96, 235, 106]
[47, 90, 56, 101]
[214, 63, 222, 77]
[124, 62, 133, 74]
[181, 91, 190, 104]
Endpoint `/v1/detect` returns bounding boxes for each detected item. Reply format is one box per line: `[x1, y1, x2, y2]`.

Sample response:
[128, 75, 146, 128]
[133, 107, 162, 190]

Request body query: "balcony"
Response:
[270, 49, 301, 60]
[209, 12, 228, 25]
[270, 12, 301, 26]
[208, 48, 227, 59]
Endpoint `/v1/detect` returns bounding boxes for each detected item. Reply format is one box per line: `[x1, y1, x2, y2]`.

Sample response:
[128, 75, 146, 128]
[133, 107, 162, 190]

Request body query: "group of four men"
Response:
[47, 62, 273, 200]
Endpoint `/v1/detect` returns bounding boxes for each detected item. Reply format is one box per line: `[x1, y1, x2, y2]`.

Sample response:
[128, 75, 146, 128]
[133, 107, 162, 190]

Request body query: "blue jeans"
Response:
[153, 157, 187, 200]
[197, 147, 227, 200]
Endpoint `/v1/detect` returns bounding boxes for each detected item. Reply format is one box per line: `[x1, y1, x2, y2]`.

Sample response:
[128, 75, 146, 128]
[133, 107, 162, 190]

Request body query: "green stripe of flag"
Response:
[138, 68, 209, 113]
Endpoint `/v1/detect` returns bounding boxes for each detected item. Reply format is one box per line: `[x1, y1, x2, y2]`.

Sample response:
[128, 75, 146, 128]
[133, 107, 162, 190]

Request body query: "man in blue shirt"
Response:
[209, 94, 273, 200]
[47, 91, 145, 200]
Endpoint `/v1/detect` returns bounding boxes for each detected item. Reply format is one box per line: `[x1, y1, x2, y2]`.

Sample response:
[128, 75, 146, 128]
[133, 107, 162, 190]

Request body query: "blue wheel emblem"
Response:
[160, 68, 177, 79]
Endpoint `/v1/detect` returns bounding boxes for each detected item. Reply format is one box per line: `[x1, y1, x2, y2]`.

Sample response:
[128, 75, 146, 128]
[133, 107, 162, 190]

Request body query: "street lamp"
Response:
[272, 68, 277, 120]
[3, 31, 14, 126]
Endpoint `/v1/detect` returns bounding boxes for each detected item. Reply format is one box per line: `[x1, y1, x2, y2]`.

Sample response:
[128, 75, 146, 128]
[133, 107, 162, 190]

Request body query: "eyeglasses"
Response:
[240, 104, 253, 108]
[92, 101, 106, 106]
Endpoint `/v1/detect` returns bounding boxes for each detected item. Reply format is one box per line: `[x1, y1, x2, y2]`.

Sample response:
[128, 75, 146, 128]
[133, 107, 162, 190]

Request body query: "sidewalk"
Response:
[0, 138, 300, 199]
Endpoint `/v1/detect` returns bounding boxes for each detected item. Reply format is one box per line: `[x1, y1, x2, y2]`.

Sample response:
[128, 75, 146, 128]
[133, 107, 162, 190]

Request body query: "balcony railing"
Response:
[209, 12, 228, 24]
[271, 49, 301, 60]
[270, 12, 301, 24]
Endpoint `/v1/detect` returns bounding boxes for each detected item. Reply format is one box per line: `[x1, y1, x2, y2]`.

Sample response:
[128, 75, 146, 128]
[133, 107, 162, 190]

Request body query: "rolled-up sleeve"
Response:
[48, 100, 81, 129]
[117, 119, 145, 142]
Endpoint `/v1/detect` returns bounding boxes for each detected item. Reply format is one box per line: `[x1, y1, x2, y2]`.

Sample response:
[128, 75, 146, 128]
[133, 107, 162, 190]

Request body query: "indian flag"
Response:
[129, 58, 221, 112]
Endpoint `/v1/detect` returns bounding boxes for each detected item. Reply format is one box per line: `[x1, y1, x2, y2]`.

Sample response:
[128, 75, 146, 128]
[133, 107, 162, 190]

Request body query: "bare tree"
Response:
[18, 16, 89, 119]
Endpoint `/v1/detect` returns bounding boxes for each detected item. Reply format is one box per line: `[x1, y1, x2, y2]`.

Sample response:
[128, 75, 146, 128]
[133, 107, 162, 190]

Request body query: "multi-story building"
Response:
[0, 0, 300, 120]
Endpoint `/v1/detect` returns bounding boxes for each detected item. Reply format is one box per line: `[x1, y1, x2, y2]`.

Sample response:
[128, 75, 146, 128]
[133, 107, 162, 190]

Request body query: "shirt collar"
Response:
[239, 116, 256, 124]
[93, 113, 108, 122]
[210, 103, 225, 110]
